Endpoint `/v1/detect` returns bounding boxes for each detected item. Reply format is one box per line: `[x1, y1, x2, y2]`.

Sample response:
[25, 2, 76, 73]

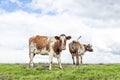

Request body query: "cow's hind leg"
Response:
[29, 52, 35, 68]
[72, 53, 75, 65]
[57, 56, 63, 69]
[80, 56, 83, 64]
[76, 52, 79, 65]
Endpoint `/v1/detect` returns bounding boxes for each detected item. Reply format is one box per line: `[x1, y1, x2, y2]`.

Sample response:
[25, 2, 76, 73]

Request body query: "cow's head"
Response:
[55, 34, 71, 50]
[84, 44, 93, 52]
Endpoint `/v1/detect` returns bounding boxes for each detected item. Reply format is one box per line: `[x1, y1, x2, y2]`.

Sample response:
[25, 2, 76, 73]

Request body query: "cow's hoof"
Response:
[76, 63, 79, 65]
[29, 64, 34, 68]
[59, 67, 63, 70]
[29, 66, 33, 68]
[49, 67, 51, 70]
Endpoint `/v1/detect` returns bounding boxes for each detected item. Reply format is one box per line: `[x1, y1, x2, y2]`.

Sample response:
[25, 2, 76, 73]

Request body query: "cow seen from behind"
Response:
[69, 36, 93, 65]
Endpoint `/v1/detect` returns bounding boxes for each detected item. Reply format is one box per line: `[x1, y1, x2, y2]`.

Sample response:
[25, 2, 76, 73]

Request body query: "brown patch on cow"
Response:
[29, 37, 35, 45]
[53, 40, 62, 55]
[29, 35, 50, 51]
[60, 34, 66, 36]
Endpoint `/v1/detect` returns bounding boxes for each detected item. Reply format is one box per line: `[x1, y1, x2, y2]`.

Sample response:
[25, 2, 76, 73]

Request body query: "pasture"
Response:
[0, 63, 120, 80]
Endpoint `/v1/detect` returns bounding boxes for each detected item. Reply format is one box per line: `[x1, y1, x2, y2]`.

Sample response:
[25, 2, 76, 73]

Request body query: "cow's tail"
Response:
[77, 36, 81, 41]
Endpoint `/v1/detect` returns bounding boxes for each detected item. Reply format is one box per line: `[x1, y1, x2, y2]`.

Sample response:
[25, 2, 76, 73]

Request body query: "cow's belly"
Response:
[40, 49, 49, 55]
[78, 52, 84, 56]
[30, 43, 60, 57]
[34, 48, 49, 55]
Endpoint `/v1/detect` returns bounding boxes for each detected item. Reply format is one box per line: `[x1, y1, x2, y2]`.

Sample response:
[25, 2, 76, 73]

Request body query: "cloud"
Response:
[92, 28, 120, 51]
[25, 0, 120, 29]
[27, 0, 120, 20]
[0, 0, 120, 63]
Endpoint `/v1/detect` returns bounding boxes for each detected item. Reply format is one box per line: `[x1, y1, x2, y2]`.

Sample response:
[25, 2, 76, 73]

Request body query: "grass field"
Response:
[0, 63, 120, 80]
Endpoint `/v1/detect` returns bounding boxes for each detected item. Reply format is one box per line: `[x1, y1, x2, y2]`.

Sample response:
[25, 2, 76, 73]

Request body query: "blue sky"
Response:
[0, 0, 120, 63]
[0, 0, 42, 13]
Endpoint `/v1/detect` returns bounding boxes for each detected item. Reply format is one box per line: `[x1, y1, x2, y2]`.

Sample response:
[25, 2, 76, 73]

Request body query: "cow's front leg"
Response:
[57, 56, 63, 69]
[49, 52, 53, 70]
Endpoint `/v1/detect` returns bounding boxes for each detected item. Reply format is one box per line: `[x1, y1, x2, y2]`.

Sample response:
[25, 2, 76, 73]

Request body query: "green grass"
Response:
[0, 63, 120, 80]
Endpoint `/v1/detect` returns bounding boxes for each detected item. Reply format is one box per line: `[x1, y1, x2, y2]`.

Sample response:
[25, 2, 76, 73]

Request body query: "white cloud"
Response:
[27, 0, 120, 20]
[28, 0, 77, 15]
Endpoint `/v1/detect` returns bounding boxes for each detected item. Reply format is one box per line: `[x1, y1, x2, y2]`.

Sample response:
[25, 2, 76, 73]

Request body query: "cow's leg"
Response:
[80, 56, 83, 64]
[29, 52, 35, 67]
[57, 56, 63, 69]
[76, 52, 79, 65]
[72, 53, 75, 65]
[49, 52, 53, 70]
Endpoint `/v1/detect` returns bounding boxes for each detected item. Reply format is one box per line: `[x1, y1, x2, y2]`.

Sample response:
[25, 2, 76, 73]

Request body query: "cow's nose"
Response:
[91, 49, 93, 52]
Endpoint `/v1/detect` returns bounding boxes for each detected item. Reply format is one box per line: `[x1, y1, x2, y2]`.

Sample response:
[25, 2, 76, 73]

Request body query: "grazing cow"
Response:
[29, 34, 71, 70]
[69, 36, 93, 65]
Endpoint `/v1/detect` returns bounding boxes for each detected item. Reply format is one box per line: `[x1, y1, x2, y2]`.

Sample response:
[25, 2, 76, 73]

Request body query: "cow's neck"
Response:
[83, 45, 87, 52]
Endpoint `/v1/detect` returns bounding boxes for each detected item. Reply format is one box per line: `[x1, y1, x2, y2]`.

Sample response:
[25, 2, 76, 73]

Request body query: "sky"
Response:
[0, 0, 120, 64]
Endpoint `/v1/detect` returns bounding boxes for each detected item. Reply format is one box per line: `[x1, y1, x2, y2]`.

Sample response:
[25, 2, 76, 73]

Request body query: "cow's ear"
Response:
[83, 44, 86, 46]
[88, 44, 92, 47]
[55, 36, 60, 40]
[66, 36, 71, 40]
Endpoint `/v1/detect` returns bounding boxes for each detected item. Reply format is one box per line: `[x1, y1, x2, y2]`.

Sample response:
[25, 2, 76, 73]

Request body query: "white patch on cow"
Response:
[38, 48, 49, 55]
[29, 42, 36, 52]
[50, 37, 56, 45]
[60, 36, 66, 49]
[78, 44, 85, 56]
[60, 36, 65, 44]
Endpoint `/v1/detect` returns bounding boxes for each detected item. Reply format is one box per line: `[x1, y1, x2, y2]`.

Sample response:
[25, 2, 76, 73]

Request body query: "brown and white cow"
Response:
[29, 34, 71, 70]
[69, 36, 93, 65]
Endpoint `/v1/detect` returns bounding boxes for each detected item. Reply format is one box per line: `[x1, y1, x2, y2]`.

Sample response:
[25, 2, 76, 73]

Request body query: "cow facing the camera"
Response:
[69, 36, 93, 65]
[29, 34, 71, 70]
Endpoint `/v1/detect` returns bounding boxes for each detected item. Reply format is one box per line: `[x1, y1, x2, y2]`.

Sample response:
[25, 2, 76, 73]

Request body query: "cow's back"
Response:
[29, 35, 50, 51]
[69, 41, 81, 53]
